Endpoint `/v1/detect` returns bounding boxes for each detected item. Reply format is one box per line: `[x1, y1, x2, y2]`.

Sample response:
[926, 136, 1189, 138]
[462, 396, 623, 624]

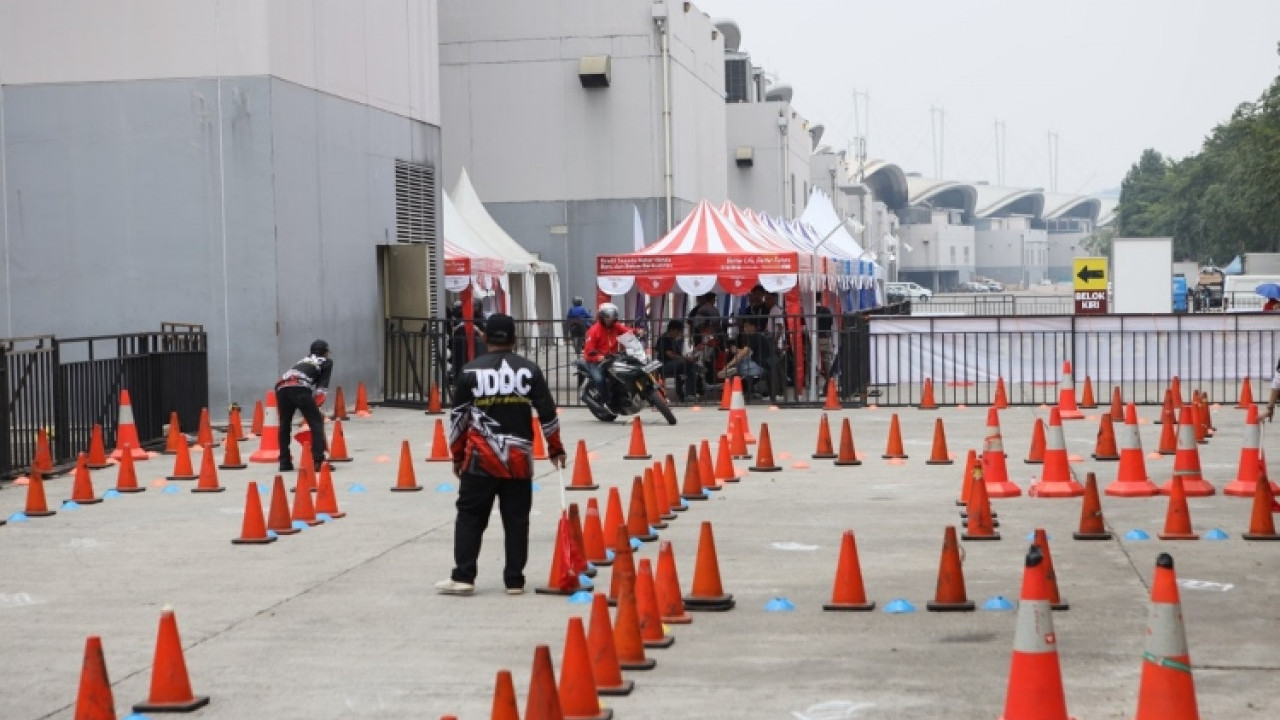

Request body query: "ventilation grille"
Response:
[394, 159, 440, 316]
[725, 57, 750, 103]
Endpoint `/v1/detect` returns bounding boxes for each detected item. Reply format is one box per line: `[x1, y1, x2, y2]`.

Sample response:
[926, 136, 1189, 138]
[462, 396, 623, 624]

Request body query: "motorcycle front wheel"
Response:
[647, 388, 677, 425]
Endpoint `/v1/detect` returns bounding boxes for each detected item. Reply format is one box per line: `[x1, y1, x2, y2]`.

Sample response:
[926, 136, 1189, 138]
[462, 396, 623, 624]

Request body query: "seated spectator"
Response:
[653, 320, 701, 401]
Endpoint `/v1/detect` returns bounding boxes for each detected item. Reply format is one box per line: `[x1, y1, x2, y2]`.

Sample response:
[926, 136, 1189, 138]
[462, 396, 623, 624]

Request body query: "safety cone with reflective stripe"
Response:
[68, 453, 102, 505]
[919, 377, 938, 410]
[353, 382, 373, 417]
[1236, 377, 1254, 409]
[834, 417, 862, 466]
[1030, 527, 1068, 610]
[1106, 403, 1158, 497]
[1132, 553, 1200, 720]
[1158, 404, 1216, 496]
[1224, 405, 1278, 496]
[75, 636, 117, 720]
[683, 521, 735, 610]
[1242, 464, 1280, 540]
[997, 545, 1075, 720]
[926, 418, 953, 465]
[110, 390, 149, 461]
[823, 377, 841, 410]
[982, 409, 1022, 498]
[249, 391, 280, 463]
[812, 414, 836, 459]
[132, 608, 209, 714]
[1031, 409, 1084, 498]
[1159, 476, 1199, 540]
[1073, 473, 1113, 540]
[623, 416, 650, 459]
[824, 530, 875, 611]
[727, 377, 754, 444]
[1092, 413, 1120, 461]
[928, 526, 975, 611]
[1079, 375, 1096, 409]
[1056, 360, 1084, 420]
[1024, 418, 1046, 464]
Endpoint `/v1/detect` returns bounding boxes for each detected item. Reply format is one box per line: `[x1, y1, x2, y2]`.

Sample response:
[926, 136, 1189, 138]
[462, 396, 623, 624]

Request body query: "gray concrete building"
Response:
[1042, 193, 1102, 282]
[439, 0, 728, 308]
[971, 184, 1048, 288]
[0, 0, 443, 413]
[896, 177, 977, 291]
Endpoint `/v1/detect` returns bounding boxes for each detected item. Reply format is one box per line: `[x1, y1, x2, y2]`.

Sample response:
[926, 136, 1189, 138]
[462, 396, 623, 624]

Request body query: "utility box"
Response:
[1111, 237, 1173, 314]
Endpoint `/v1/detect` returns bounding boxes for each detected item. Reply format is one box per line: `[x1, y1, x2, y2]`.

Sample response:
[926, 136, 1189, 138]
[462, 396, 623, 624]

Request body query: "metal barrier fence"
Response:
[1, 327, 208, 479]
[911, 293, 1074, 316]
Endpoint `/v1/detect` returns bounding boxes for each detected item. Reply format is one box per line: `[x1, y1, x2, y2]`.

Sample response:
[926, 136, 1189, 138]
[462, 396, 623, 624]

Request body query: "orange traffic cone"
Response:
[163, 411, 186, 455]
[683, 521, 734, 610]
[426, 418, 451, 462]
[532, 416, 550, 460]
[1024, 418, 1046, 464]
[642, 469, 668, 530]
[998, 545, 1073, 720]
[1236, 376, 1254, 409]
[748, 423, 780, 472]
[834, 417, 862, 466]
[655, 541, 691, 624]
[232, 482, 276, 545]
[326, 419, 352, 462]
[636, 558, 674, 648]
[626, 476, 657, 542]
[963, 461, 1000, 541]
[812, 414, 837, 459]
[391, 440, 422, 491]
[33, 428, 54, 475]
[266, 475, 300, 536]
[249, 399, 264, 437]
[227, 405, 244, 443]
[649, 464, 676, 520]
[166, 440, 198, 482]
[196, 407, 217, 448]
[919, 377, 938, 410]
[823, 530, 874, 611]
[728, 413, 751, 459]
[925, 418, 953, 465]
[330, 387, 350, 421]
[559, 617, 613, 720]
[881, 413, 907, 460]
[249, 391, 280, 463]
[86, 424, 111, 469]
[1132, 553, 1200, 720]
[1242, 465, 1280, 540]
[1079, 375, 1097, 409]
[68, 453, 102, 505]
[23, 469, 56, 517]
[679, 445, 706, 501]
[315, 463, 345, 519]
[110, 389, 149, 461]
[1092, 413, 1120, 461]
[1156, 402, 1179, 456]
[1106, 402, 1158, 497]
[662, 454, 685, 511]
[623, 416, 650, 460]
[131, 608, 209, 713]
[1031, 408, 1084, 498]
[1073, 473, 1113, 541]
[583, 498, 612, 566]
[1109, 386, 1123, 422]
[425, 383, 445, 415]
[957, 449, 977, 507]
[993, 376, 1009, 409]
[568, 440, 598, 490]
[536, 513, 585, 596]
[718, 378, 733, 411]
[1159, 404, 1216, 496]
[218, 435, 247, 470]
[290, 468, 322, 526]
[982, 411, 1021, 498]
[603, 487, 626, 551]
[714, 434, 738, 484]
[75, 635, 117, 720]
[697, 439, 718, 491]
[728, 377, 754, 444]
[353, 382, 373, 417]
[525, 644, 565, 720]
[1155, 385, 1175, 424]
[191, 445, 224, 493]
[490, 670, 521, 719]
[113, 446, 145, 494]
[823, 377, 841, 410]
[587, 593, 636, 694]
[1056, 360, 1084, 419]
[1158, 476, 1199, 540]
[927, 526, 975, 611]
[610, 529, 656, 670]
[1030, 527, 1068, 610]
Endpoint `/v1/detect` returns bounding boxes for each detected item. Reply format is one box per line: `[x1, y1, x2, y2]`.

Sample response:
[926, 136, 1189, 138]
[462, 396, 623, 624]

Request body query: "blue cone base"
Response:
[348, 483, 367, 493]
[883, 598, 916, 614]
[161, 484, 181, 494]
[982, 596, 1015, 611]
[103, 489, 121, 498]
[1124, 529, 1151, 541]
[7, 512, 30, 523]
[1204, 528, 1229, 540]
[764, 597, 796, 612]
[61, 501, 81, 510]
[291, 520, 309, 530]
[568, 590, 594, 604]
[435, 483, 455, 492]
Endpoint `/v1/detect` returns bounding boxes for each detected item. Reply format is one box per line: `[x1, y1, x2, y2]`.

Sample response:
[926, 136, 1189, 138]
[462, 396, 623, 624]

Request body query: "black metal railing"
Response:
[1, 327, 208, 479]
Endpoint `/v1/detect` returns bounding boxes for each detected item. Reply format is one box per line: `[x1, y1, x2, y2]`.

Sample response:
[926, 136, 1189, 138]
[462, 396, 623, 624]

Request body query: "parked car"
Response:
[956, 281, 991, 293]
[979, 279, 1004, 292]
[886, 281, 932, 302]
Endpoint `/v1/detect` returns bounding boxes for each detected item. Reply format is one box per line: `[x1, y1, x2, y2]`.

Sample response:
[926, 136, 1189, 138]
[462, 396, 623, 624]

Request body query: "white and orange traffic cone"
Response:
[1105, 402, 1158, 497]
[1158, 404, 1216, 496]
[1132, 553, 1201, 720]
[1056, 360, 1084, 420]
[249, 390, 281, 464]
[1030, 408, 1084, 498]
[109, 389, 150, 461]
[997, 544, 1076, 720]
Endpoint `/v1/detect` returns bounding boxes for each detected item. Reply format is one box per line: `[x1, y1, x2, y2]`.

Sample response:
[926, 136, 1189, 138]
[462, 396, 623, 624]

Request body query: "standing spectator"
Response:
[564, 296, 593, 353]
[449, 298, 488, 382]
[1263, 357, 1280, 423]
[274, 340, 333, 473]
[814, 292, 836, 381]
[437, 314, 566, 596]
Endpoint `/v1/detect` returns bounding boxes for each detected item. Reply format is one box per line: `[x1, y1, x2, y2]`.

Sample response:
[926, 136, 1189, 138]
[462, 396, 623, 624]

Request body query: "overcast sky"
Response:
[693, 0, 1280, 196]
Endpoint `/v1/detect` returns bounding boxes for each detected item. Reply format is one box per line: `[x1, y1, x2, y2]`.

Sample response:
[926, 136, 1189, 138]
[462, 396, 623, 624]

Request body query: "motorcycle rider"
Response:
[581, 302, 641, 409]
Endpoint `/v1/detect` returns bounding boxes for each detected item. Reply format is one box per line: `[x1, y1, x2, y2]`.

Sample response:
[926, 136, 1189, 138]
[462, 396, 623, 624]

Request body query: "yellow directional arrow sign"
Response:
[1073, 258, 1107, 291]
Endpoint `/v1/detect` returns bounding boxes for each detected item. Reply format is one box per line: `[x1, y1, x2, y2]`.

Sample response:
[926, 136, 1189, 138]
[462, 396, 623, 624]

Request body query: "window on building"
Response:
[963, 246, 970, 263]
[950, 247, 956, 264]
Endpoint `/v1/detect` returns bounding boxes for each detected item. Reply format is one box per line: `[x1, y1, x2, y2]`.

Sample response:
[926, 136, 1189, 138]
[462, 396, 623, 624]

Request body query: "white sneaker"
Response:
[506, 587, 525, 596]
[434, 579, 475, 595]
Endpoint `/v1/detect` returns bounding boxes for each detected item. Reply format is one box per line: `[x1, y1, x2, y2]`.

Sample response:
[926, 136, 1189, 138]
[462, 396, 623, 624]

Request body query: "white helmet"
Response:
[598, 303, 620, 322]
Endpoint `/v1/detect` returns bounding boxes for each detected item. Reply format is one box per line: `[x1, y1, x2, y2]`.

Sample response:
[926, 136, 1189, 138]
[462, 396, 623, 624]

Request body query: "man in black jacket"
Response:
[437, 313, 567, 596]
[274, 339, 333, 472]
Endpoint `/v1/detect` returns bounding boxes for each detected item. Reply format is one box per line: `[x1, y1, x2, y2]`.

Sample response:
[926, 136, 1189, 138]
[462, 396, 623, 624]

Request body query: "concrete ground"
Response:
[2, 398, 1277, 719]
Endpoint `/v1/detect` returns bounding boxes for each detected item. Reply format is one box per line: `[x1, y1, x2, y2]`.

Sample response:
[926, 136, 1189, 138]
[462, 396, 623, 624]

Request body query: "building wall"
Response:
[974, 217, 1048, 286]
[1047, 229, 1092, 282]
[0, 1, 442, 413]
[897, 213, 975, 291]
[725, 101, 811, 218]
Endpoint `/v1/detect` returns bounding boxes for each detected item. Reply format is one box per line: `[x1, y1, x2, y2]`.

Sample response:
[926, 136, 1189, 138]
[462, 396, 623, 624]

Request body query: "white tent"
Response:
[451, 169, 563, 337]
[800, 187, 884, 307]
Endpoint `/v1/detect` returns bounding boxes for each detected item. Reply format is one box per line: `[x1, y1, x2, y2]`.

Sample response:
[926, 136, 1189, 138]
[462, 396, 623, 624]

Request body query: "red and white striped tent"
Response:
[443, 239, 505, 297]
[595, 200, 814, 297]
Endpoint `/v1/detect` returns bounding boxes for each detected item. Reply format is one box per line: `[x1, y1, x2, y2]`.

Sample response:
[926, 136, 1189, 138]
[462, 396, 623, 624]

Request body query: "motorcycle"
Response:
[575, 342, 677, 426]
